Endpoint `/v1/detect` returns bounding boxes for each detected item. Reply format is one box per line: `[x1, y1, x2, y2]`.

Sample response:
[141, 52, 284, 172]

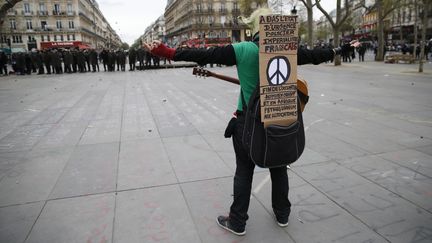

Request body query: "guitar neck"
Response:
[210, 72, 240, 85]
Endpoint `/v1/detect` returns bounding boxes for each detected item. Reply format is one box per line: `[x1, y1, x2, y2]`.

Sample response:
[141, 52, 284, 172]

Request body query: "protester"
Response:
[143, 7, 358, 237]
[0, 51, 8, 75]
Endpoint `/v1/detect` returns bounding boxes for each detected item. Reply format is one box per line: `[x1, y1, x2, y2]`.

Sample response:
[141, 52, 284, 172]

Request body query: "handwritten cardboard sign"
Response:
[259, 15, 298, 127]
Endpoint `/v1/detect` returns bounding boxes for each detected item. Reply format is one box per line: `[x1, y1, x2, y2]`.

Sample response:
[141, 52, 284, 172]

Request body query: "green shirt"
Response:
[233, 42, 259, 111]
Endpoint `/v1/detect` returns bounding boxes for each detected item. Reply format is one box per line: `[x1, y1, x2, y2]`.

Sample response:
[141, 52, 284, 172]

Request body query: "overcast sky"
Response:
[97, 0, 335, 45]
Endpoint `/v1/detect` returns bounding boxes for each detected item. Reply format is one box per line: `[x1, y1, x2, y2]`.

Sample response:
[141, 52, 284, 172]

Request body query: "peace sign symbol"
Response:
[266, 56, 291, 85]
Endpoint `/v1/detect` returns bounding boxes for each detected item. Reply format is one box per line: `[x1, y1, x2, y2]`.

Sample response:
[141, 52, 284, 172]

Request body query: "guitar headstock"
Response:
[192, 67, 212, 78]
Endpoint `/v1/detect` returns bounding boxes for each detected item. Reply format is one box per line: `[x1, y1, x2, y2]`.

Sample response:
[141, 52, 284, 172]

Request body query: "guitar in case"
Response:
[192, 67, 307, 168]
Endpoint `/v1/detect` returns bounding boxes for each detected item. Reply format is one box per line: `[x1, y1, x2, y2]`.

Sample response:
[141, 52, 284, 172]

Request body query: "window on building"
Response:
[208, 16, 214, 24]
[234, 2, 238, 10]
[54, 35, 57, 41]
[221, 3, 225, 11]
[28, 36, 35, 42]
[233, 17, 238, 25]
[10, 19, 16, 29]
[72, 34, 75, 40]
[407, 8, 411, 22]
[39, 3, 46, 12]
[47, 35, 50, 41]
[26, 19, 33, 30]
[12, 35, 23, 43]
[67, 4, 73, 14]
[54, 4, 61, 14]
[41, 21, 47, 30]
[67, 34, 70, 41]
[68, 20, 74, 29]
[56, 20, 62, 29]
[41, 35, 45, 41]
[24, 3, 31, 13]
[60, 35, 64, 41]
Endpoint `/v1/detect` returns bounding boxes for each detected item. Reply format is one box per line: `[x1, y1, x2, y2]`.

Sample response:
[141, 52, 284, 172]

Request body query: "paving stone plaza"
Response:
[0, 60, 431, 243]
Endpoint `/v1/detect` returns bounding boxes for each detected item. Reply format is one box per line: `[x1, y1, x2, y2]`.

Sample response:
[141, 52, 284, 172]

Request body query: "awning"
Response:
[40, 41, 83, 49]
[78, 44, 92, 50]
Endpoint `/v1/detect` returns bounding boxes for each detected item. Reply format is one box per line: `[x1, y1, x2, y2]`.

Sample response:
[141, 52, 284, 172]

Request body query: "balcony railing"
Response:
[22, 10, 34, 15]
[7, 10, 18, 15]
[52, 11, 67, 16]
[38, 11, 49, 16]
[219, 8, 227, 14]
[232, 9, 241, 15]
[194, 9, 214, 14]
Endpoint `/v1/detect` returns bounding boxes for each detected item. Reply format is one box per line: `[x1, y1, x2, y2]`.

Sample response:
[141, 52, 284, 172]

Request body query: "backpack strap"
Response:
[240, 88, 247, 111]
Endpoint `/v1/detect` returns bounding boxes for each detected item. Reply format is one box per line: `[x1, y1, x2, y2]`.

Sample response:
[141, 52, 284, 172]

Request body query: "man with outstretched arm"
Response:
[143, 19, 356, 237]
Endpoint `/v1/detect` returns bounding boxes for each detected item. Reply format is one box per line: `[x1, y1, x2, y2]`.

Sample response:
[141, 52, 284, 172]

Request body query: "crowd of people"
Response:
[0, 47, 166, 76]
[1, 40, 431, 77]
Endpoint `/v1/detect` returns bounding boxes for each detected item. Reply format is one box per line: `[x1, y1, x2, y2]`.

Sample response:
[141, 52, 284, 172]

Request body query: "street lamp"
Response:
[291, 6, 297, 15]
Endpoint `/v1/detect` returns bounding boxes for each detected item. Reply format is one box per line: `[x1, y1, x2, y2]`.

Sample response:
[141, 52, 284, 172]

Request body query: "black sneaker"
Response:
[275, 215, 289, 227]
[216, 216, 246, 236]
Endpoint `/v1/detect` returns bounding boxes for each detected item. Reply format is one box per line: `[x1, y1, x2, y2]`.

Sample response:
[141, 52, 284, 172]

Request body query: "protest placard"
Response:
[259, 15, 299, 127]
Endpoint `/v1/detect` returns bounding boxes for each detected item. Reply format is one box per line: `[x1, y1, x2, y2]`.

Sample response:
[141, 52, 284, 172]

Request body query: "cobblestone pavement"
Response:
[0, 59, 431, 243]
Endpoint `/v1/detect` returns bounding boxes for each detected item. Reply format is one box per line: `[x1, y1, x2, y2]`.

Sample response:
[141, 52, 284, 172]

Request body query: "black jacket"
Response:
[173, 44, 335, 66]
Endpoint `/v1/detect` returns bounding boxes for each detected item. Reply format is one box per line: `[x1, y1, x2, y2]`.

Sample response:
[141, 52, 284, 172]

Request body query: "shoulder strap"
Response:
[240, 88, 247, 111]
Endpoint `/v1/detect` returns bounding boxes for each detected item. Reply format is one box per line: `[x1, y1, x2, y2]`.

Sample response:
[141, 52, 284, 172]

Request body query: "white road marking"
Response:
[305, 119, 324, 131]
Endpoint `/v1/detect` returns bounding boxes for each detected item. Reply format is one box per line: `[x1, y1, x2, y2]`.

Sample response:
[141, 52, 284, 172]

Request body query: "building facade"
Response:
[314, 0, 432, 45]
[164, 0, 260, 47]
[142, 15, 166, 44]
[0, 0, 121, 51]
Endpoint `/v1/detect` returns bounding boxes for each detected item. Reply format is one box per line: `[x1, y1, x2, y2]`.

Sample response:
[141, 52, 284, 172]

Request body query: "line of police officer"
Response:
[2, 47, 161, 76]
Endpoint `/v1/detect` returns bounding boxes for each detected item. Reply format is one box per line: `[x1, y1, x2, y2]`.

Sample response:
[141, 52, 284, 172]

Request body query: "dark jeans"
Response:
[229, 114, 291, 229]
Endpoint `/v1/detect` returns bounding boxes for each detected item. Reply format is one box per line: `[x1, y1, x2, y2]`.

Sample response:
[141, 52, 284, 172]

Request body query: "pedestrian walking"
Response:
[357, 43, 366, 62]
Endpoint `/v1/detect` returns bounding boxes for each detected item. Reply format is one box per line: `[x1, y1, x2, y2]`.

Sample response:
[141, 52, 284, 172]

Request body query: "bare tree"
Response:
[299, 0, 314, 49]
[239, 0, 268, 16]
[413, 1, 418, 59]
[0, 0, 22, 26]
[418, 0, 430, 72]
[315, 0, 359, 65]
[268, 0, 297, 14]
[360, 0, 409, 61]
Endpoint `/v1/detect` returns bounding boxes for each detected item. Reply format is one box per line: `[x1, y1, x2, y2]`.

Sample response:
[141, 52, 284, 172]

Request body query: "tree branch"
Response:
[315, 0, 335, 27]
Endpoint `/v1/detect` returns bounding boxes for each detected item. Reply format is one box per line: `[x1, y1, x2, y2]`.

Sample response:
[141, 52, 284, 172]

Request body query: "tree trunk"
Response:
[334, 29, 341, 65]
[419, 0, 428, 73]
[376, 0, 385, 61]
[307, 0, 313, 49]
[413, 1, 418, 59]
[399, 7, 403, 42]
